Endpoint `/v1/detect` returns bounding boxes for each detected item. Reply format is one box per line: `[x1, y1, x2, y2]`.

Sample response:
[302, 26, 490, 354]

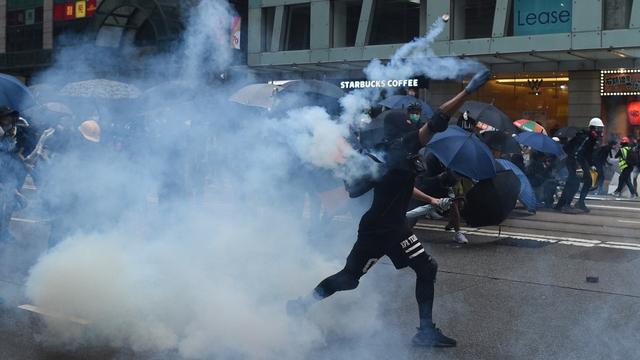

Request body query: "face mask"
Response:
[409, 113, 420, 123]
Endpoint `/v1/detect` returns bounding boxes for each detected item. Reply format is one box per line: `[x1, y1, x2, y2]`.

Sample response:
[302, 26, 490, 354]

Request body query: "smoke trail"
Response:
[364, 17, 486, 82]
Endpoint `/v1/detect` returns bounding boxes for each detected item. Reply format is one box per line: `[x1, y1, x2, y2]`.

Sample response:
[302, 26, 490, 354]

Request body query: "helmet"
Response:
[79, 120, 101, 143]
[589, 117, 604, 127]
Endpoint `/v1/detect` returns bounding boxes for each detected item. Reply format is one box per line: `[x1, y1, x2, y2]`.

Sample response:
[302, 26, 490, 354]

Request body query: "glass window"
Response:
[261, 7, 275, 51]
[473, 72, 569, 133]
[603, 0, 633, 30]
[369, 0, 421, 45]
[6, 7, 43, 51]
[284, 4, 310, 50]
[452, 0, 496, 40]
[332, 0, 362, 47]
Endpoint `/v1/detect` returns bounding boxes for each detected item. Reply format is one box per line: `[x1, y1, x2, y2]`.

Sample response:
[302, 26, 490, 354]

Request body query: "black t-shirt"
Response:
[359, 130, 422, 232]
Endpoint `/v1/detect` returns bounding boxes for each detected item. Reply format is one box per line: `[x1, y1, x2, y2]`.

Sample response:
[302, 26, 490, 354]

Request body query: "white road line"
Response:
[414, 224, 640, 251]
[588, 204, 640, 211]
[617, 219, 640, 224]
[10, 217, 40, 224]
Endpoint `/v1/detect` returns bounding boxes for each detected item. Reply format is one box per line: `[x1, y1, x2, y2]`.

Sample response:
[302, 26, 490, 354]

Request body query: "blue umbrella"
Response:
[515, 132, 563, 156]
[426, 125, 497, 180]
[378, 95, 434, 118]
[496, 159, 537, 213]
[0, 73, 36, 111]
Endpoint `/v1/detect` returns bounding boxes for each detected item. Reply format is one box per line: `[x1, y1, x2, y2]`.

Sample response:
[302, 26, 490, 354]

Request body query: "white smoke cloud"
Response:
[19, 3, 484, 359]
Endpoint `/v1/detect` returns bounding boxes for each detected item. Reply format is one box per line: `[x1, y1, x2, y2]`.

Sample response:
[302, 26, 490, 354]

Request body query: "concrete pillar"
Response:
[567, 71, 601, 128]
[43, 0, 53, 49]
[0, 0, 6, 53]
[310, 0, 330, 49]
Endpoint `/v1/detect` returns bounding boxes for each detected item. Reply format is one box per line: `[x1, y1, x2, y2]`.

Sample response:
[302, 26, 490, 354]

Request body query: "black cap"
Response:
[0, 105, 18, 118]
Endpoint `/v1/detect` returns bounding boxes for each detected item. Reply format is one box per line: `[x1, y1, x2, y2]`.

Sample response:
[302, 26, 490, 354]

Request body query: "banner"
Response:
[514, 0, 571, 36]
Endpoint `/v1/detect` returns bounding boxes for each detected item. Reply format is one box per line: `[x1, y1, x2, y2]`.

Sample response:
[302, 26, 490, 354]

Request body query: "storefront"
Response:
[601, 69, 640, 139]
[467, 72, 569, 135]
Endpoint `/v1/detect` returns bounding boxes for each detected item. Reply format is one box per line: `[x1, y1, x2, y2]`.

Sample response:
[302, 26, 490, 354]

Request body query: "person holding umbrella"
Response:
[555, 117, 604, 213]
[288, 69, 491, 348]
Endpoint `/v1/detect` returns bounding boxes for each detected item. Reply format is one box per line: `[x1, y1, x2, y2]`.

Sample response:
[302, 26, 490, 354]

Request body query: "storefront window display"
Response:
[472, 72, 569, 135]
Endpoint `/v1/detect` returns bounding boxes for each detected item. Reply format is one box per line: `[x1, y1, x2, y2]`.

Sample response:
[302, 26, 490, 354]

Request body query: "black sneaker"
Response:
[412, 325, 457, 347]
[575, 202, 590, 213]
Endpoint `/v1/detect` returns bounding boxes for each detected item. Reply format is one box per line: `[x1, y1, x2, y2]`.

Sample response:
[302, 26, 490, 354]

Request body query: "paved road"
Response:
[0, 197, 638, 359]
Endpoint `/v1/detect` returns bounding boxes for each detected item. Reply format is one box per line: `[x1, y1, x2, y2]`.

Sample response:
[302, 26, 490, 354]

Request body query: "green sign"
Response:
[514, 0, 572, 36]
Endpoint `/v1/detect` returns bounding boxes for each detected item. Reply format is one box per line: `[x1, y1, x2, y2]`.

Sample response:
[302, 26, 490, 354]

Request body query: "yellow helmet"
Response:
[78, 120, 101, 143]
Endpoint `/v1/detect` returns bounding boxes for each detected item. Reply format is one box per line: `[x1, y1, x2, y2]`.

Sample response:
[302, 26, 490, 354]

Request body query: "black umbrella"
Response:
[459, 101, 516, 133]
[479, 131, 521, 154]
[554, 126, 579, 139]
[461, 170, 520, 227]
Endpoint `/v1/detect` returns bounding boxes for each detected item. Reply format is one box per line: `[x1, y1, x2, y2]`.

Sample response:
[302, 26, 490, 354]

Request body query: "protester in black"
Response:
[287, 69, 491, 348]
[555, 118, 603, 213]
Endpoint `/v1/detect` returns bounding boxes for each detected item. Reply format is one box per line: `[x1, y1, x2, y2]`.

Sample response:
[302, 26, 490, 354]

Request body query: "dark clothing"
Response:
[556, 131, 598, 207]
[526, 154, 557, 207]
[615, 166, 637, 196]
[314, 121, 440, 326]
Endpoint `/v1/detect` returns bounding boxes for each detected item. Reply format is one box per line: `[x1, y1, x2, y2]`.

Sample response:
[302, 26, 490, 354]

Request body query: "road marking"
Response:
[617, 219, 640, 224]
[10, 217, 41, 224]
[414, 223, 640, 251]
[588, 204, 640, 211]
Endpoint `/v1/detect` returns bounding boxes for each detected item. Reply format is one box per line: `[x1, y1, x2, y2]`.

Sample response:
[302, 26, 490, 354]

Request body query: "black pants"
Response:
[314, 227, 438, 324]
[615, 167, 638, 195]
[557, 161, 591, 207]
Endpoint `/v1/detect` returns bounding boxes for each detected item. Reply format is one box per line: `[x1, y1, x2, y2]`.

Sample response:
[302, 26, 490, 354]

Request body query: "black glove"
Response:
[428, 110, 450, 133]
[465, 69, 491, 94]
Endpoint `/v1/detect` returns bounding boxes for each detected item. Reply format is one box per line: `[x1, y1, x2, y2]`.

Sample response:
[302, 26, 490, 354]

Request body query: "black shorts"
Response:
[345, 225, 428, 273]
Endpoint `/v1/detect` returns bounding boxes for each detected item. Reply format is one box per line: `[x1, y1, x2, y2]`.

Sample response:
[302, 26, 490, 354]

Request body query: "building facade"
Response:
[0, 0, 248, 80]
[246, 0, 640, 137]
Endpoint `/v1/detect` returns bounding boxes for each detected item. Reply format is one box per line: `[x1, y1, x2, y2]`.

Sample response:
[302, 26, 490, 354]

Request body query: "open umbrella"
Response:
[426, 125, 497, 180]
[516, 132, 564, 156]
[459, 100, 516, 133]
[61, 79, 142, 99]
[496, 159, 537, 213]
[461, 170, 520, 227]
[554, 126, 579, 139]
[229, 80, 344, 112]
[0, 73, 36, 111]
[479, 131, 521, 154]
[513, 119, 547, 134]
[378, 95, 434, 118]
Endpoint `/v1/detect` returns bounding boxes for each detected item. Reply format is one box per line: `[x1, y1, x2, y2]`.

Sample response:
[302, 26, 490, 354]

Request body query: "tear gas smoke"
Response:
[364, 16, 486, 84]
[20, 3, 482, 359]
